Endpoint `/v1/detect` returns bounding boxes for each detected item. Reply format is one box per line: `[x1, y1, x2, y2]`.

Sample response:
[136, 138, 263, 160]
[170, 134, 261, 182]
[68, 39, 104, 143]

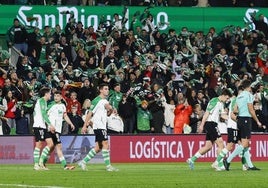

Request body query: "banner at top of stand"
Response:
[0, 5, 267, 35]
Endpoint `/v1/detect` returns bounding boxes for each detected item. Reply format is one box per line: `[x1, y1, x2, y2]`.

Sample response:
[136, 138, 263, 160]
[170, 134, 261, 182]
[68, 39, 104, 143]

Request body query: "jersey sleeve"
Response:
[206, 97, 218, 113]
[39, 98, 51, 126]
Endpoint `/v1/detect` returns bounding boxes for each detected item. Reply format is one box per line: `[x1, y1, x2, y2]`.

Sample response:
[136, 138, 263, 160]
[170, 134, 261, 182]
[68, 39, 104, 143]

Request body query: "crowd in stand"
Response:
[0, 5, 268, 135]
[0, 0, 268, 7]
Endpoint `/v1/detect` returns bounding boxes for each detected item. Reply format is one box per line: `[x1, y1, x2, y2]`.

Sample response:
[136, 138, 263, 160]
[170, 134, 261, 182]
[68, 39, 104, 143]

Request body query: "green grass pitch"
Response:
[0, 162, 267, 188]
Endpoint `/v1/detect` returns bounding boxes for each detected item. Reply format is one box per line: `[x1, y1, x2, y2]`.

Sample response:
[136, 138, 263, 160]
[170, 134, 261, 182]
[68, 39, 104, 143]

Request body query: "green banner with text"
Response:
[0, 5, 267, 35]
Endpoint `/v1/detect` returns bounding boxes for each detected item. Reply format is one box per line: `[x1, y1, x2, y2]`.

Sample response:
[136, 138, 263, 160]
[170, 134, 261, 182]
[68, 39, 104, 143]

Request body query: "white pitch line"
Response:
[0, 184, 73, 188]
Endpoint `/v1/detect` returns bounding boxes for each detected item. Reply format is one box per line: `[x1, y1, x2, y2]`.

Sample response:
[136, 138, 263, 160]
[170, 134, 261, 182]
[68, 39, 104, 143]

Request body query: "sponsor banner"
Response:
[54, 135, 104, 164]
[0, 135, 102, 164]
[0, 134, 267, 164]
[0, 136, 33, 164]
[0, 6, 267, 35]
[110, 134, 268, 163]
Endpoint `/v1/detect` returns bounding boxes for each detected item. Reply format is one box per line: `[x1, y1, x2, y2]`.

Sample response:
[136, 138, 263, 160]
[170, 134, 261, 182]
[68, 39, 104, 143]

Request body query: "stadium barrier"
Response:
[0, 134, 267, 164]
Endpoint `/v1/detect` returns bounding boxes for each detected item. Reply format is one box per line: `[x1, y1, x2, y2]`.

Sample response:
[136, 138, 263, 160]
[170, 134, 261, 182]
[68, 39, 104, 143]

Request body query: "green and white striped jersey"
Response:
[33, 98, 51, 129]
[227, 97, 237, 129]
[206, 97, 224, 124]
[90, 96, 109, 130]
[47, 102, 66, 133]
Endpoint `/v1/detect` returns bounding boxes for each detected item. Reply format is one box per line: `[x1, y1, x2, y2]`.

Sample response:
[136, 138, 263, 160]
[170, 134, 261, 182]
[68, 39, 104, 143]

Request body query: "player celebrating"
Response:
[78, 83, 118, 172]
[47, 90, 76, 170]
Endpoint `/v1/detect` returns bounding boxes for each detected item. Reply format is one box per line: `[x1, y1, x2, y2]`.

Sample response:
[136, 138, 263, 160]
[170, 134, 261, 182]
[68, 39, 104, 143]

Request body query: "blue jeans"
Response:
[14, 42, 28, 55]
[165, 125, 174, 134]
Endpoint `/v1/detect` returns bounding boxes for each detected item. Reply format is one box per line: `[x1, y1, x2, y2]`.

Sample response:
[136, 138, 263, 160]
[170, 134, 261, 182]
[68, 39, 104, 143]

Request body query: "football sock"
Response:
[59, 156, 67, 167]
[243, 148, 253, 168]
[43, 155, 50, 164]
[227, 144, 244, 163]
[33, 147, 40, 165]
[191, 152, 202, 162]
[216, 148, 228, 163]
[241, 150, 246, 165]
[241, 156, 246, 164]
[102, 149, 111, 166]
[39, 146, 50, 164]
[83, 148, 96, 163]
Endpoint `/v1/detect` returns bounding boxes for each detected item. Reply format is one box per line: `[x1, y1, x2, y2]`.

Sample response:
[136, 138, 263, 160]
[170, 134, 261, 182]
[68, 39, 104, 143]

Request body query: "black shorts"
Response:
[33, 128, 53, 142]
[237, 117, 252, 139]
[51, 132, 62, 145]
[204, 121, 221, 142]
[227, 128, 240, 143]
[94, 129, 108, 142]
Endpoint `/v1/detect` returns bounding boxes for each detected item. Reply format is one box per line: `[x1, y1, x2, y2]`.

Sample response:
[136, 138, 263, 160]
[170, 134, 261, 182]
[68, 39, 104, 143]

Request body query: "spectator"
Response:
[67, 105, 84, 134]
[75, 21, 84, 39]
[136, 99, 153, 133]
[59, 36, 74, 64]
[161, 93, 175, 134]
[22, 88, 36, 133]
[190, 103, 204, 133]
[207, 69, 221, 98]
[43, 26, 53, 44]
[16, 56, 32, 79]
[4, 90, 17, 134]
[63, 90, 82, 115]
[108, 82, 123, 110]
[174, 92, 192, 134]
[6, 18, 28, 55]
[0, 67, 8, 88]
[52, 24, 63, 44]
[3, 77, 16, 99]
[148, 83, 165, 133]
[103, 50, 119, 69]
[118, 94, 137, 133]
[194, 89, 209, 111]
[129, 72, 138, 88]
[252, 100, 267, 132]
[77, 77, 96, 104]
[0, 88, 8, 135]
[34, 36, 50, 69]
[27, 27, 41, 58]
[256, 46, 268, 75]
